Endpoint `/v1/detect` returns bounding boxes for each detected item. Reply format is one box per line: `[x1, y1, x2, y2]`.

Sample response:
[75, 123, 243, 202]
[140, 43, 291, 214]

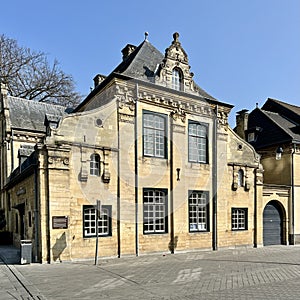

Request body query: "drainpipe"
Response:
[45, 148, 51, 263]
[117, 101, 121, 258]
[212, 106, 218, 251]
[10, 129, 14, 173]
[134, 83, 139, 256]
[170, 115, 175, 254]
[34, 160, 40, 262]
[290, 143, 296, 245]
[253, 167, 258, 248]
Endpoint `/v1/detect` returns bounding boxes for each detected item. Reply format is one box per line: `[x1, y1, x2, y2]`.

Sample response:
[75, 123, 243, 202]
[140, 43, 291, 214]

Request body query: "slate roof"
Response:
[114, 40, 164, 82]
[7, 96, 66, 132]
[248, 98, 300, 148]
[262, 98, 300, 125]
[76, 37, 220, 111]
[112, 40, 217, 101]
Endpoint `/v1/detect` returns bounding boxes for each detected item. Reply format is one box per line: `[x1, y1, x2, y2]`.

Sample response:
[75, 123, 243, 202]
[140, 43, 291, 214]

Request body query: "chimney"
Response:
[0, 81, 8, 97]
[93, 74, 106, 88]
[235, 109, 249, 140]
[121, 44, 137, 61]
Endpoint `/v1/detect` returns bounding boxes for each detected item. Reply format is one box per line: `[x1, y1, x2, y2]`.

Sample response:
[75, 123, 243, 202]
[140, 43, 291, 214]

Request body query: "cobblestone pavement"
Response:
[1, 245, 300, 299]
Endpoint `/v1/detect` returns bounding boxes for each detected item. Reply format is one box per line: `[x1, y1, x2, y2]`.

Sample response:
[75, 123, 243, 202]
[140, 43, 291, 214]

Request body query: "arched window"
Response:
[172, 68, 183, 91]
[237, 169, 244, 187]
[90, 154, 100, 176]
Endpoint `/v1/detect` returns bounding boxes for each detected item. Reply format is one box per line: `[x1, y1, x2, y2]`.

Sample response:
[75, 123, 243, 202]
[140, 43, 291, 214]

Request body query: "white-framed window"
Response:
[90, 154, 100, 176]
[172, 68, 183, 91]
[232, 208, 248, 230]
[189, 191, 209, 232]
[83, 205, 111, 237]
[188, 121, 208, 163]
[143, 111, 167, 158]
[237, 169, 244, 187]
[143, 189, 168, 234]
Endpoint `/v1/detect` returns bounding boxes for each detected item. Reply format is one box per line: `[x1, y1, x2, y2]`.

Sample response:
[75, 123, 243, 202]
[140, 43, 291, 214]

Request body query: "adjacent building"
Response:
[236, 98, 300, 245]
[1, 33, 263, 263]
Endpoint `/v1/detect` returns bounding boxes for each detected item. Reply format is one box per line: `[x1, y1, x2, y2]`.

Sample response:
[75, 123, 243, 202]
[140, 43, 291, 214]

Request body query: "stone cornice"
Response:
[115, 82, 230, 126]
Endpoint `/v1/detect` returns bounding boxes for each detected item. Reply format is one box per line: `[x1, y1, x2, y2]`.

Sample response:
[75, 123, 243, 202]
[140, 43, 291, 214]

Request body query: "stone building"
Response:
[0, 33, 263, 263]
[236, 98, 300, 245]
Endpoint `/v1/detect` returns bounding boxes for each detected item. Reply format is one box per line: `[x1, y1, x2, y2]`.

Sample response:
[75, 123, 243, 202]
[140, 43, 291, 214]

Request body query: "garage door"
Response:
[263, 202, 282, 246]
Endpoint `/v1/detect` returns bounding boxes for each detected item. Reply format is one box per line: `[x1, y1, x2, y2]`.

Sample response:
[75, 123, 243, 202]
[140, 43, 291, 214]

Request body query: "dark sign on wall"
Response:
[52, 216, 68, 229]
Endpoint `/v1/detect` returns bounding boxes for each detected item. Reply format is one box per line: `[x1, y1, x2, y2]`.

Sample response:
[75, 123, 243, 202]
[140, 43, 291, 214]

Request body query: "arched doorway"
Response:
[263, 201, 284, 246]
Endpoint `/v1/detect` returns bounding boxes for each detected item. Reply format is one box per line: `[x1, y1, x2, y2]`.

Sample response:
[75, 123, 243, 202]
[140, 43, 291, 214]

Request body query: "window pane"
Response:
[90, 154, 100, 176]
[172, 68, 182, 91]
[83, 205, 111, 237]
[143, 189, 167, 234]
[232, 208, 247, 230]
[188, 122, 207, 163]
[189, 191, 208, 232]
[143, 113, 166, 158]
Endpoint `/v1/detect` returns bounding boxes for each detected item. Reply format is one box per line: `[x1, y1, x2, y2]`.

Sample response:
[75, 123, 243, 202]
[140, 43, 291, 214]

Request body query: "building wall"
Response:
[293, 150, 300, 239]
[3, 79, 262, 263]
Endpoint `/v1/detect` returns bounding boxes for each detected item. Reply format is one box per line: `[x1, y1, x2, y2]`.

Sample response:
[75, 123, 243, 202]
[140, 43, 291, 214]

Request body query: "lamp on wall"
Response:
[176, 168, 181, 181]
[276, 146, 283, 160]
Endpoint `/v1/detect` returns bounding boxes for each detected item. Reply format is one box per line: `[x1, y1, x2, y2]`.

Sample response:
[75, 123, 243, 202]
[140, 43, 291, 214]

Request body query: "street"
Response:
[1, 245, 300, 299]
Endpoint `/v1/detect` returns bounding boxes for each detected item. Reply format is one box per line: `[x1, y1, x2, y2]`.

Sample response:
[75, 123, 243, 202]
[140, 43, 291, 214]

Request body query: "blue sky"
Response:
[1, 0, 299, 126]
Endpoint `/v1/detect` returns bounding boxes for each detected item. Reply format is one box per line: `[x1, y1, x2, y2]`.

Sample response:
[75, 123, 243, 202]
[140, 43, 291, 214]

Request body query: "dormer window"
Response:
[172, 68, 183, 91]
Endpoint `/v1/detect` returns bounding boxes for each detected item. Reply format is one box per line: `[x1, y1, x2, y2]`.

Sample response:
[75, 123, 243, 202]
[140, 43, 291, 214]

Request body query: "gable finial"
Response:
[144, 32, 149, 41]
[173, 32, 180, 43]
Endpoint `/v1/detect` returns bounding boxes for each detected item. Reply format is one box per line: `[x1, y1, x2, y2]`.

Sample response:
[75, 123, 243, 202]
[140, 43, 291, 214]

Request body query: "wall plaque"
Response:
[52, 216, 68, 229]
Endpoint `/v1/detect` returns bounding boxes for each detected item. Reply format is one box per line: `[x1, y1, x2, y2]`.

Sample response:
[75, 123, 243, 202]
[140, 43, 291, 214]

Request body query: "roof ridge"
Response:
[267, 97, 300, 110]
[8, 95, 66, 109]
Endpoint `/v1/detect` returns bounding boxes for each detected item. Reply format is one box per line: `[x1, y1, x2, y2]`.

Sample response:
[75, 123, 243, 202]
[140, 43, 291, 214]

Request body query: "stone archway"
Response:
[263, 201, 285, 246]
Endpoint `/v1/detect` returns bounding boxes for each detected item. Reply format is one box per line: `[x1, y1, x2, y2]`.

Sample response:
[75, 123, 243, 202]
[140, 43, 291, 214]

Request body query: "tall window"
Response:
[83, 205, 112, 237]
[189, 191, 209, 232]
[237, 169, 244, 187]
[143, 189, 168, 234]
[231, 208, 248, 230]
[172, 68, 183, 91]
[90, 154, 100, 176]
[188, 121, 208, 163]
[143, 112, 167, 158]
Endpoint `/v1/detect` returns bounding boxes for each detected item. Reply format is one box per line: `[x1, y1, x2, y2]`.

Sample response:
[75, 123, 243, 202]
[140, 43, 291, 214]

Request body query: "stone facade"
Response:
[1, 33, 264, 263]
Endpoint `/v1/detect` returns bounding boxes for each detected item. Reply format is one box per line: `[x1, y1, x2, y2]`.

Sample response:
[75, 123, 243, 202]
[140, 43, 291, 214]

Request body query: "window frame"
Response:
[188, 190, 210, 233]
[188, 120, 209, 164]
[83, 205, 112, 238]
[237, 169, 244, 187]
[231, 207, 248, 231]
[90, 153, 100, 176]
[143, 111, 167, 159]
[143, 188, 168, 235]
[172, 67, 183, 91]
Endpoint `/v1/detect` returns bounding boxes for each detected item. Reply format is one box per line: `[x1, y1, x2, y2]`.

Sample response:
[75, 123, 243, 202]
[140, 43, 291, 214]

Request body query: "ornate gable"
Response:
[156, 32, 196, 93]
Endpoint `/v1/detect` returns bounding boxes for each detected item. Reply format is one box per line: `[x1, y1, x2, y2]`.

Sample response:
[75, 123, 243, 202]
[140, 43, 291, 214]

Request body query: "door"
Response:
[263, 202, 282, 246]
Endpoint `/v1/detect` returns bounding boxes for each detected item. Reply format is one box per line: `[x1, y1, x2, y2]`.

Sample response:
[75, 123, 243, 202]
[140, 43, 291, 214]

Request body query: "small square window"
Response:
[83, 205, 112, 238]
[231, 208, 248, 231]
